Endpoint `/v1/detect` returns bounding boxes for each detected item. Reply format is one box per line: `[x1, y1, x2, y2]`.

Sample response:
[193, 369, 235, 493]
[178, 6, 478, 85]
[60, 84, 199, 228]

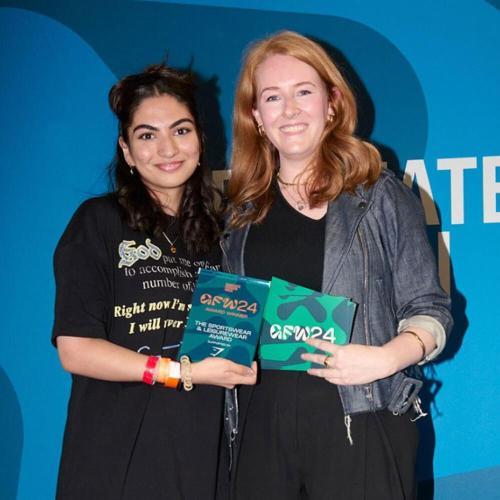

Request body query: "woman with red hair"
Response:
[222, 31, 452, 499]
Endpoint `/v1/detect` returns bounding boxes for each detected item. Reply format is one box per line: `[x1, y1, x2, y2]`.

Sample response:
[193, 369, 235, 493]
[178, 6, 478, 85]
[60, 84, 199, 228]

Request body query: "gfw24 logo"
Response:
[269, 324, 336, 342]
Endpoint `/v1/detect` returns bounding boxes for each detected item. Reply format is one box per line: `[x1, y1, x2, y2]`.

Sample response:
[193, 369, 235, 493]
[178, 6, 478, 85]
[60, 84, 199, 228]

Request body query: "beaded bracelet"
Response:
[142, 355, 160, 385]
[180, 355, 193, 392]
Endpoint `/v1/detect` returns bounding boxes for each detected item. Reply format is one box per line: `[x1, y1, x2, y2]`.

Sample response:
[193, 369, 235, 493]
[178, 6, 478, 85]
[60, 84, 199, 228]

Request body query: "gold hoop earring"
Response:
[257, 123, 265, 137]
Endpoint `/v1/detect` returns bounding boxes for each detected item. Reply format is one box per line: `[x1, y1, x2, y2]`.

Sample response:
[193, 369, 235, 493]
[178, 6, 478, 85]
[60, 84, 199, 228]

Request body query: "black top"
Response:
[52, 195, 224, 499]
[244, 184, 325, 290]
[234, 183, 420, 500]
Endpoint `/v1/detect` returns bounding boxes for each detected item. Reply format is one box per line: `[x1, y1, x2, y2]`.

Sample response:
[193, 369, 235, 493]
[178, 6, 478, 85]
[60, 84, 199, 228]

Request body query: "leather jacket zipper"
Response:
[357, 225, 374, 403]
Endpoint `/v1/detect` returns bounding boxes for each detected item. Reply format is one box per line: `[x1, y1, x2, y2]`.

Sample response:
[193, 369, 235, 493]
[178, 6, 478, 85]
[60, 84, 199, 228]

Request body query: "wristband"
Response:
[165, 361, 181, 389]
[157, 358, 181, 389]
[142, 355, 160, 385]
[156, 357, 171, 384]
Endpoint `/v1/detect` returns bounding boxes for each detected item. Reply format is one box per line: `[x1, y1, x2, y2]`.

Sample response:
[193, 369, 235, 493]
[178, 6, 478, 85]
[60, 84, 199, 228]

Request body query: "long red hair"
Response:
[227, 31, 382, 228]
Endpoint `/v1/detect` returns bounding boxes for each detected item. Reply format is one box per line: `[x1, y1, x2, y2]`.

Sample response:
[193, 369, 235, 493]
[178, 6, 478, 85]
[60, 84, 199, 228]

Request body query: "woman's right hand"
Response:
[191, 358, 257, 389]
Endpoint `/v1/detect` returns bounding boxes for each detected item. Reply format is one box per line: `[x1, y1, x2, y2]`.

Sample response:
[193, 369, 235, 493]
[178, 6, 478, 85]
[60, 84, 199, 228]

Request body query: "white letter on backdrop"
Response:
[437, 157, 477, 225]
[483, 156, 500, 223]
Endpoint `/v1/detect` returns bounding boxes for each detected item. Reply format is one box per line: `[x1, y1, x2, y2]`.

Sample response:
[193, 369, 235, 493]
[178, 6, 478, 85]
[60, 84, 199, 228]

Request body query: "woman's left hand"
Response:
[301, 338, 397, 385]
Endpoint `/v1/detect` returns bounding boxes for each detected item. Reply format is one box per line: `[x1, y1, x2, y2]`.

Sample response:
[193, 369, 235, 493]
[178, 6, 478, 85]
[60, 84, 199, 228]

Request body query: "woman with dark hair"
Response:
[52, 64, 256, 499]
[223, 32, 453, 499]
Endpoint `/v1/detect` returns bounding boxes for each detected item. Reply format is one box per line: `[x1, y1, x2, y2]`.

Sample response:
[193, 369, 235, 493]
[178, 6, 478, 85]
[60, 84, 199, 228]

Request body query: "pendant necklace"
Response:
[162, 231, 179, 254]
[279, 182, 309, 211]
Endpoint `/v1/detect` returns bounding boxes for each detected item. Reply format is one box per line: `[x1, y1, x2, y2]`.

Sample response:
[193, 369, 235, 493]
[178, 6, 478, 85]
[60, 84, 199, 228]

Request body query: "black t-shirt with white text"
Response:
[52, 195, 224, 499]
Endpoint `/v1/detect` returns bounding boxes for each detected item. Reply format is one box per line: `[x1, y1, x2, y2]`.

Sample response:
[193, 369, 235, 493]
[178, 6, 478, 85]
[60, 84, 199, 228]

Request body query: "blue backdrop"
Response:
[0, 1, 498, 498]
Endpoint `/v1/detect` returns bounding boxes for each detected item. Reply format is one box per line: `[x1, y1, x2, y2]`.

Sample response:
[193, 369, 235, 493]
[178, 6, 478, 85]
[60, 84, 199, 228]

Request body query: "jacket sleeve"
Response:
[373, 172, 453, 360]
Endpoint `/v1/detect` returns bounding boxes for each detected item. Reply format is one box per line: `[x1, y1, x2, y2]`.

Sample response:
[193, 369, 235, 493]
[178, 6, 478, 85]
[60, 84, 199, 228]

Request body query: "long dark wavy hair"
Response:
[108, 64, 221, 254]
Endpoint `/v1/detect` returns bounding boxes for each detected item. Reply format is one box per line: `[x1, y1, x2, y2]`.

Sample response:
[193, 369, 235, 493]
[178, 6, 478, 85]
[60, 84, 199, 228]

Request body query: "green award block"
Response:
[259, 277, 357, 371]
[178, 269, 270, 366]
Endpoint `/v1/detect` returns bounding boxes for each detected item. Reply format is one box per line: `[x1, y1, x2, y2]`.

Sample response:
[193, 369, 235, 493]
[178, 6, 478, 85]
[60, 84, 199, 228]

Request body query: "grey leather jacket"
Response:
[221, 169, 453, 447]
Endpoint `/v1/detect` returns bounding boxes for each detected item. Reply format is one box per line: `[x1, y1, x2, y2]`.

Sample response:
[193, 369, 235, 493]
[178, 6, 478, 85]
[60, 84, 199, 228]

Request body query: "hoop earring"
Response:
[257, 123, 265, 137]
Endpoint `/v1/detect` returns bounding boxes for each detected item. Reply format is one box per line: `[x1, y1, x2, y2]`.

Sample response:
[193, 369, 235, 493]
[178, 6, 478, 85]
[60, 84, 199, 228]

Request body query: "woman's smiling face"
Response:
[119, 94, 200, 209]
[252, 54, 332, 171]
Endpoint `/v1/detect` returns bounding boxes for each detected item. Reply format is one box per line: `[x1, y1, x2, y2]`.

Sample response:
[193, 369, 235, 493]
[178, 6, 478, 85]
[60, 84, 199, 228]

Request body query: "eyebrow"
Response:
[132, 118, 194, 134]
[132, 124, 159, 133]
[259, 81, 317, 97]
[169, 118, 194, 129]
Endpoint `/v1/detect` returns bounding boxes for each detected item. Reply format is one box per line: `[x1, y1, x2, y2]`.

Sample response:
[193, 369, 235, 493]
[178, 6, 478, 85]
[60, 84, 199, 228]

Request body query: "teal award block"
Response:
[178, 269, 270, 366]
[259, 277, 357, 371]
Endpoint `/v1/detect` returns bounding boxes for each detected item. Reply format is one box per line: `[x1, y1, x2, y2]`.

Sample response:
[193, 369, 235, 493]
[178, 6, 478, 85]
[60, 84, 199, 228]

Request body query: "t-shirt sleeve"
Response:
[52, 199, 114, 346]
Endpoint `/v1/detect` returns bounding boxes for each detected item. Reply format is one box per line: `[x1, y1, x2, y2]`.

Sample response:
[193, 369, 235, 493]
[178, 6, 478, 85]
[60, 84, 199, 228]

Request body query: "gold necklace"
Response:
[162, 231, 179, 254]
[276, 172, 306, 187]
